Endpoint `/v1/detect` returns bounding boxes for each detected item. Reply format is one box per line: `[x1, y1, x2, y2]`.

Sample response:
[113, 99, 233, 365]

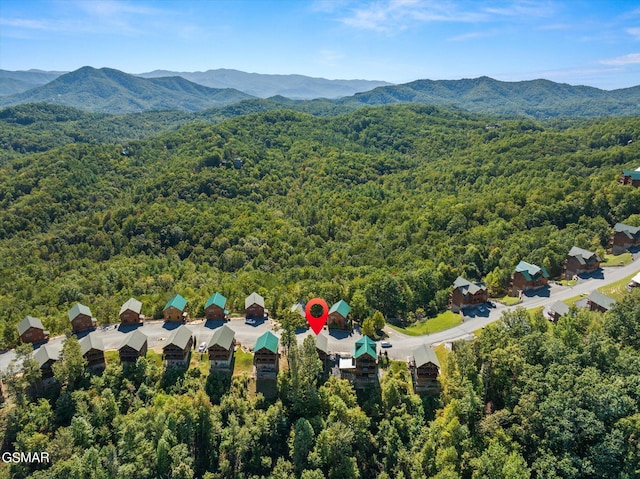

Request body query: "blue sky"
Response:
[1, 0, 639, 89]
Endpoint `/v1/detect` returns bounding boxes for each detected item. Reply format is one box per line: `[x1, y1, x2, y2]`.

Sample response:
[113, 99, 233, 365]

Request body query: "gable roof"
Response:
[79, 333, 105, 355]
[165, 325, 193, 350]
[549, 300, 570, 317]
[291, 302, 306, 318]
[254, 331, 278, 353]
[587, 291, 616, 311]
[68, 303, 92, 321]
[164, 294, 187, 312]
[316, 333, 329, 354]
[18, 316, 45, 336]
[622, 169, 640, 180]
[120, 330, 147, 352]
[514, 261, 549, 281]
[567, 246, 600, 264]
[329, 300, 351, 318]
[354, 336, 377, 359]
[245, 292, 264, 309]
[119, 298, 142, 316]
[413, 343, 439, 368]
[205, 292, 227, 310]
[207, 324, 235, 350]
[452, 276, 487, 295]
[614, 223, 640, 239]
[33, 344, 61, 367]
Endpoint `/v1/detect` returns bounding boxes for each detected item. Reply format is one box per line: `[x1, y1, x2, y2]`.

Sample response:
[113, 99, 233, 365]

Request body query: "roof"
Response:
[205, 292, 227, 310]
[568, 246, 600, 265]
[514, 261, 549, 281]
[632, 272, 640, 284]
[329, 300, 351, 318]
[614, 223, 640, 239]
[587, 291, 616, 310]
[354, 336, 377, 359]
[245, 292, 265, 309]
[452, 276, 487, 295]
[549, 300, 570, 317]
[120, 330, 147, 352]
[254, 331, 279, 353]
[165, 325, 193, 350]
[164, 294, 187, 312]
[79, 333, 105, 355]
[18, 316, 45, 336]
[622, 169, 640, 180]
[68, 303, 92, 321]
[207, 324, 235, 350]
[339, 357, 355, 369]
[413, 343, 439, 368]
[33, 344, 61, 367]
[316, 333, 329, 354]
[119, 298, 142, 316]
[290, 302, 306, 318]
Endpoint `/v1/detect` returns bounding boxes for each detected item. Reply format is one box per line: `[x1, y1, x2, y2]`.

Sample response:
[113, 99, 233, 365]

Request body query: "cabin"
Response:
[338, 356, 356, 381]
[587, 291, 616, 313]
[245, 292, 267, 320]
[546, 300, 570, 322]
[563, 246, 601, 279]
[619, 168, 640, 187]
[119, 330, 148, 363]
[205, 293, 228, 321]
[207, 324, 236, 372]
[119, 298, 143, 325]
[328, 300, 351, 329]
[612, 223, 640, 254]
[450, 276, 488, 312]
[354, 336, 377, 384]
[410, 344, 440, 393]
[17, 316, 49, 344]
[33, 344, 61, 391]
[316, 333, 329, 372]
[163, 294, 188, 322]
[163, 325, 193, 367]
[290, 301, 306, 318]
[253, 331, 279, 378]
[79, 333, 106, 371]
[511, 261, 549, 296]
[68, 303, 96, 334]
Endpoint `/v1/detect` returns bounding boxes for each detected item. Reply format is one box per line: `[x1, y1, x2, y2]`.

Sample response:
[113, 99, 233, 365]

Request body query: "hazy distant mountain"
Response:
[339, 77, 640, 117]
[0, 69, 67, 96]
[138, 69, 391, 99]
[0, 67, 254, 113]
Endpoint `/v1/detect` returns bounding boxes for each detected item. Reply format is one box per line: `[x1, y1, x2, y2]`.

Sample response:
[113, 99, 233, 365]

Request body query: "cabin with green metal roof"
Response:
[254, 331, 279, 378]
[328, 300, 351, 329]
[511, 260, 549, 296]
[163, 294, 188, 322]
[354, 336, 377, 383]
[205, 292, 228, 321]
[619, 168, 640, 187]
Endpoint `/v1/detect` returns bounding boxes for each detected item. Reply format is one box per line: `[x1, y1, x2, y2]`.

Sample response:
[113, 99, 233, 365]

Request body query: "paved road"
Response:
[1, 258, 638, 371]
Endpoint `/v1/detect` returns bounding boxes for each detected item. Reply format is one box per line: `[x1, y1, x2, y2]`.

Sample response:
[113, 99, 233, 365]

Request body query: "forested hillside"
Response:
[0, 104, 639, 348]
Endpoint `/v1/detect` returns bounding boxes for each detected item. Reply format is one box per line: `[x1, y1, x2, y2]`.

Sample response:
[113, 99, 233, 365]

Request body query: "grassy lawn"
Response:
[387, 310, 462, 336]
[190, 352, 211, 375]
[600, 252, 633, 267]
[558, 279, 577, 286]
[146, 350, 163, 368]
[233, 349, 254, 376]
[433, 343, 449, 366]
[104, 350, 120, 364]
[598, 272, 638, 301]
[496, 295, 522, 306]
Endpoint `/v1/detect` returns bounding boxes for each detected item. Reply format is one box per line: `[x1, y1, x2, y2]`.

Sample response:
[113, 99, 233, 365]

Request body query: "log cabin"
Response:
[328, 300, 351, 329]
[511, 261, 549, 296]
[205, 292, 228, 321]
[68, 303, 96, 333]
[17, 316, 49, 344]
[207, 324, 236, 372]
[253, 331, 279, 378]
[354, 336, 377, 384]
[245, 292, 266, 320]
[410, 344, 440, 393]
[119, 298, 143, 325]
[563, 246, 601, 279]
[79, 333, 106, 371]
[163, 294, 188, 322]
[450, 276, 488, 312]
[119, 330, 148, 363]
[611, 223, 640, 254]
[619, 168, 640, 187]
[587, 291, 616, 313]
[163, 325, 193, 367]
[33, 344, 61, 391]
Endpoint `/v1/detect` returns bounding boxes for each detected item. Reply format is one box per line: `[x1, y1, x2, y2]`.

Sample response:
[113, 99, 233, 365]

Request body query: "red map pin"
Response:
[305, 298, 329, 335]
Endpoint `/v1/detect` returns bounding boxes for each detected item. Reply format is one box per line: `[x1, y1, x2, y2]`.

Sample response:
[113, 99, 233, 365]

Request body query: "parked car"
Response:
[198, 342, 206, 353]
[245, 318, 256, 325]
[381, 341, 392, 348]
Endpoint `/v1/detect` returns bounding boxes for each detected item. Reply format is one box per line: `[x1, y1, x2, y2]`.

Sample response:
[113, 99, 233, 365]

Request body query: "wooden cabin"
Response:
[410, 344, 440, 393]
[163, 294, 188, 322]
[354, 336, 377, 384]
[316, 333, 329, 372]
[68, 303, 96, 333]
[17, 316, 49, 344]
[546, 300, 570, 322]
[33, 344, 61, 391]
[511, 261, 549, 296]
[119, 330, 148, 362]
[205, 293, 228, 321]
[563, 246, 601, 279]
[328, 300, 351, 329]
[207, 324, 236, 372]
[253, 331, 279, 378]
[450, 276, 488, 312]
[619, 168, 640, 187]
[163, 325, 193, 367]
[290, 301, 306, 318]
[587, 291, 616, 313]
[79, 333, 106, 371]
[119, 298, 143, 325]
[245, 292, 266, 320]
[612, 223, 640, 254]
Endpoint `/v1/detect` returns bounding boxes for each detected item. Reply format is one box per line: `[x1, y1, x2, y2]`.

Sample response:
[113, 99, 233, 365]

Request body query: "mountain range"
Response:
[0, 66, 638, 117]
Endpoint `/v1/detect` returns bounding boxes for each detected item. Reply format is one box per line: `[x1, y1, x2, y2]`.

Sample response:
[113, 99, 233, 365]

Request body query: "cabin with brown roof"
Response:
[245, 292, 267, 320]
[410, 344, 440, 393]
[163, 294, 188, 322]
[79, 334, 106, 371]
[587, 291, 616, 313]
[119, 298, 143, 325]
[450, 277, 488, 312]
[619, 168, 640, 187]
[511, 261, 549, 296]
[17, 316, 49, 344]
[612, 223, 640, 254]
[253, 331, 279, 378]
[207, 324, 236, 372]
[563, 246, 601, 279]
[119, 330, 148, 362]
[68, 303, 96, 333]
[163, 326, 193, 367]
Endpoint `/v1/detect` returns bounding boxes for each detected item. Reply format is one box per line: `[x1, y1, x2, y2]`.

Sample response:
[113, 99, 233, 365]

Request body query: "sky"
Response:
[0, 0, 639, 90]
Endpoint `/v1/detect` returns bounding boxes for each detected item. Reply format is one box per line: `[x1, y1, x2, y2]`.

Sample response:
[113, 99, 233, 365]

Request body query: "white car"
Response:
[381, 341, 392, 348]
[245, 318, 256, 325]
[198, 342, 207, 352]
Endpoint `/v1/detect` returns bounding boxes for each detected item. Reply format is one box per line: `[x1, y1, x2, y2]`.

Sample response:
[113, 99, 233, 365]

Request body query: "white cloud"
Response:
[448, 29, 500, 42]
[600, 53, 640, 66]
[628, 27, 640, 39]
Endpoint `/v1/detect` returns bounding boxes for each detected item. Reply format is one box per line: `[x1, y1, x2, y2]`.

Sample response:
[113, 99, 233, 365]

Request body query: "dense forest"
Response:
[1, 104, 640, 347]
